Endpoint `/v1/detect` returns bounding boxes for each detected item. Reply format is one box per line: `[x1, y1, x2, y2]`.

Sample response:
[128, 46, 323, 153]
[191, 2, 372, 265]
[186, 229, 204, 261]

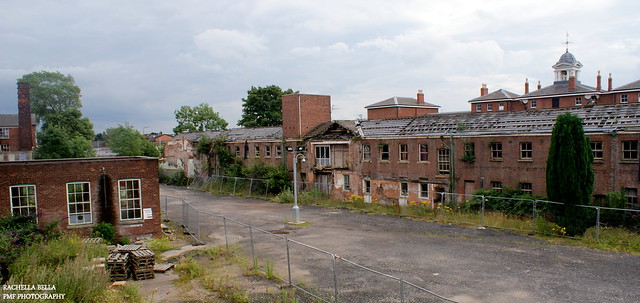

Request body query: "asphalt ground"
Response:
[160, 185, 640, 303]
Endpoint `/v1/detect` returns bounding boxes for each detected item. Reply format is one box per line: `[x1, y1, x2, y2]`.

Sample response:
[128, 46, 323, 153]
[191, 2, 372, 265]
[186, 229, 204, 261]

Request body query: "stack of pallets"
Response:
[106, 244, 156, 281]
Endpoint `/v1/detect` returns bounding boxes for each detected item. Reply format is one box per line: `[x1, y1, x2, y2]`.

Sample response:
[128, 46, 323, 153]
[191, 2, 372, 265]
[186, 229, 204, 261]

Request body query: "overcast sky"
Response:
[1, 0, 639, 134]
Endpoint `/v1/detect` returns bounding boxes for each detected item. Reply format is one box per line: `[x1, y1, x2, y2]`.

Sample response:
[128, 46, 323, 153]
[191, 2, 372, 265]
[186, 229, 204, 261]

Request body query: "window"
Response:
[621, 94, 628, 104]
[380, 144, 390, 161]
[315, 145, 330, 166]
[463, 142, 475, 162]
[363, 179, 371, 195]
[437, 148, 450, 174]
[419, 144, 428, 162]
[626, 188, 638, 205]
[530, 100, 537, 108]
[254, 146, 260, 157]
[10, 185, 37, 216]
[265, 145, 271, 157]
[234, 146, 241, 157]
[622, 140, 638, 160]
[487, 104, 493, 111]
[343, 175, 350, 191]
[520, 183, 532, 194]
[520, 142, 532, 160]
[490, 142, 503, 160]
[399, 144, 408, 162]
[67, 182, 92, 225]
[118, 179, 142, 220]
[400, 182, 408, 197]
[475, 104, 482, 112]
[491, 181, 503, 191]
[498, 103, 504, 111]
[362, 145, 371, 161]
[0, 128, 8, 139]
[575, 97, 582, 105]
[420, 184, 429, 199]
[0, 144, 9, 152]
[590, 141, 603, 160]
[275, 145, 282, 158]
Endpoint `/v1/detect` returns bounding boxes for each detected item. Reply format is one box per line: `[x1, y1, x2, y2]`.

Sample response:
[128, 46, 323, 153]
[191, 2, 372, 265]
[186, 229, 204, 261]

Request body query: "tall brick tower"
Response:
[17, 82, 35, 151]
[281, 94, 331, 139]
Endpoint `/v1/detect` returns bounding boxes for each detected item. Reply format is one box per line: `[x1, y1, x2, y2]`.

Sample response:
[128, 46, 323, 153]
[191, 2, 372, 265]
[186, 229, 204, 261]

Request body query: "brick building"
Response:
[365, 90, 440, 120]
[0, 157, 161, 240]
[0, 82, 37, 161]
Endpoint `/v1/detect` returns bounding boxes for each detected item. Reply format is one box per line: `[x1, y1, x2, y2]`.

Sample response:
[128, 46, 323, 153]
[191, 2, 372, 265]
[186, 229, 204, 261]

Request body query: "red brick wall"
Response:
[17, 82, 34, 151]
[282, 94, 331, 139]
[0, 157, 161, 240]
[0, 127, 20, 151]
[367, 107, 438, 119]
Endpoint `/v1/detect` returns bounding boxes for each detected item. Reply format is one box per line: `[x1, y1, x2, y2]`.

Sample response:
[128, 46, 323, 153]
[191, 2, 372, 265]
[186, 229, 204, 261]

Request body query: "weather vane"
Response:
[563, 32, 572, 52]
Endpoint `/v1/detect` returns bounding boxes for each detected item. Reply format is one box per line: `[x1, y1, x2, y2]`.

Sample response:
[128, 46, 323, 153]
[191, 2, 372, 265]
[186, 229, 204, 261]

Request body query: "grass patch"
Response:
[582, 226, 640, 254]
[146, 236, 177, 256]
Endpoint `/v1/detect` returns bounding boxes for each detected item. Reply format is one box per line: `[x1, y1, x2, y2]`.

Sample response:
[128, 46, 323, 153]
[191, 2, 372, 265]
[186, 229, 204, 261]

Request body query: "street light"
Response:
[288, 146, 306, 224]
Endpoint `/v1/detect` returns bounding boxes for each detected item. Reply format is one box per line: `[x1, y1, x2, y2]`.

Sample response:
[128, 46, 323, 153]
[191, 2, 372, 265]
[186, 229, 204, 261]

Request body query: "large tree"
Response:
[35, 126, 95, 159]
[17, 71, 82, 123]
[238, 85, 295, 127]
[105, 123, 160, 157]
[546, 112, 594, 235]
[173, 103, 228, 134]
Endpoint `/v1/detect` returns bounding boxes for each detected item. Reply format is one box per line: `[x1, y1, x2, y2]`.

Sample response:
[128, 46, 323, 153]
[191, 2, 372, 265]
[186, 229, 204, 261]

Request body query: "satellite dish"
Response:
[585, 94, 593, 99]
[520, 99, 528, 104]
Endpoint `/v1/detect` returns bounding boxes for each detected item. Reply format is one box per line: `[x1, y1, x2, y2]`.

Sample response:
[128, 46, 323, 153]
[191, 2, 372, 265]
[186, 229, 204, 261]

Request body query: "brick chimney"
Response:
[568, 74, 576, 91]
[480, 84, 488, 96]
[608, 73, 612, 92]
[524, 78, 529, 94]
[17, 82, 34, 151]
[417, 89, 424, 104]
[596, 70, 602, 91]
[537, 81, 541, 90]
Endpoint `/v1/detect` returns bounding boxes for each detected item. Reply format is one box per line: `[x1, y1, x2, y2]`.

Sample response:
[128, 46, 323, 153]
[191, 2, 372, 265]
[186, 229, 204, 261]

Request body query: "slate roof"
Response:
[0, 114, 18, 127]
[613, 79, 640, 92]
[171, 127, 282, 143]
[365, 96, 440, 108]
[303, 120, 357, 140]
[468, 89, 519, 102]
[359, 104, 640, 138]
[520, 82, 598, 99]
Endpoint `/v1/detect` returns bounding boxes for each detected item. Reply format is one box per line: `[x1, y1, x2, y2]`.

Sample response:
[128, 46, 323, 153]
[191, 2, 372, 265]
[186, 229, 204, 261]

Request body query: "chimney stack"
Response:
[17, 82, 34, 152]
[608, 73, 612, 91]
[524, 78, 529, 94]
[596, 71, 602, 91]
[417, 89, 424, 104]
[537, 81, 541, 90]
[480, 84, 488, 96]
[568, 72, 576, 91]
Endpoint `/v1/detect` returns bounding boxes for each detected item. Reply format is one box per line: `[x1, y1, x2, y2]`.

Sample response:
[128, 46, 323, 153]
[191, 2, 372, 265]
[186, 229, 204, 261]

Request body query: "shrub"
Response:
[92, 222, 116, 244]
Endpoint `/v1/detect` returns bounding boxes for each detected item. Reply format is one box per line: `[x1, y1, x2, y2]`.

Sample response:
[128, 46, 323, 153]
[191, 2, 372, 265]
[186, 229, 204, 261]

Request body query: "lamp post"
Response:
[288, 146, 306, 224]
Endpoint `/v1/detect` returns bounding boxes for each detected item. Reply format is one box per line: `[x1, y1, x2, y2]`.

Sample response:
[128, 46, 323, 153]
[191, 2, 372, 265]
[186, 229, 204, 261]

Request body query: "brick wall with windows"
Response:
[0, 157, 161, 240]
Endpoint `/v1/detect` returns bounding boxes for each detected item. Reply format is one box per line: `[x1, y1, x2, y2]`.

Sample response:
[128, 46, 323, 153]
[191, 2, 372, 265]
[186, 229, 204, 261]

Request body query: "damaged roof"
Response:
[303, 120, 358, 140]
[360, 104, 640, 138]
[171, 127, 282, 143]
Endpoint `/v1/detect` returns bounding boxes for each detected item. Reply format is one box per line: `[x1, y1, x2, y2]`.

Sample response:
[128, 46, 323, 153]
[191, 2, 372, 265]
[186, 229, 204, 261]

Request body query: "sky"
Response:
[1, 0, 639, 134]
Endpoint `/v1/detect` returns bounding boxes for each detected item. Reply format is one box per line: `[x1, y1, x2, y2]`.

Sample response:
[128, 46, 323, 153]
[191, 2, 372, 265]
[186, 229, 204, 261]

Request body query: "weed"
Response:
[175, 257, 204, 280]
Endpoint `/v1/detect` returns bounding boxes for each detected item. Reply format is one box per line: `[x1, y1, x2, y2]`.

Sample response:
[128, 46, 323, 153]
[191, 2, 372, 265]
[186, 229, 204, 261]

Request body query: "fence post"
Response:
[531, 199, 537, 233]
[481, 195, 486, 227]
[332, 254, 339, 303]
[219, 176, 224, 193]
[233, 177, 238, 195]
[250, 179, 254, 197]
[182, 200, 188, 229]
[264, 179, 269, 199]
[286, 238, 292, 286]
[195, 207, 200, 241]
[400, 279, 405, 303]
[595, 206, 601, 243]
[223, 217, 229, 251]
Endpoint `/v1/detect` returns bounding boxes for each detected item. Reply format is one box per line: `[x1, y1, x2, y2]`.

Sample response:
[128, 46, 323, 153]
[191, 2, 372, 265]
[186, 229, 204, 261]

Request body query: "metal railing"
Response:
[160, 194, 458, 303]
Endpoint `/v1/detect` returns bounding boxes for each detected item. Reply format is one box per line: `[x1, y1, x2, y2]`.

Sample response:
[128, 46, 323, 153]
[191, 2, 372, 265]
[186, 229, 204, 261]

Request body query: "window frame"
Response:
[118, 179, 143, 221]
[343, 175, 350, 191]
[10, 184, 37, 217]
[498, 103, 504, 111]
[530, 100, 537, 108]
[362, 144, 371, 161]
[418, 144, 428, 162]
[520, 182, 532, 194]
[0, 128, 9, 139]
[264, 145, 271, 157]
[475, 104, 482, 112]
[621, 94, 628, 104]
[315, 145, 331, 166]
[625, 188, 638, 205]
[400, 182, 409, 197]
[363, 179, 371, 195]
[491, 181, 503, 191]
[490, 142, 503, 161]
[0, 144, 9, 152]
[590, 141, 603, 160]
[622, 140, 638, 161]
[487, 104, 493, 111]
[519, 142, 533, 160]
[575, 97, 582, 105]
[379, 144, 390, 161]
[66, 182, 93, 225]
[419, 183, 429, 199]
[399, 144, 409, 162]
[437, 148, 450, 174]
[254, 145, 260, 157]
[275, 145, 282, 158]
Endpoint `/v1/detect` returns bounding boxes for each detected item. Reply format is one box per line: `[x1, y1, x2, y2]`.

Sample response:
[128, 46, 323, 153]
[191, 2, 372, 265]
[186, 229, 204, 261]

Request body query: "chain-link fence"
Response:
[161, 194, 458, 303]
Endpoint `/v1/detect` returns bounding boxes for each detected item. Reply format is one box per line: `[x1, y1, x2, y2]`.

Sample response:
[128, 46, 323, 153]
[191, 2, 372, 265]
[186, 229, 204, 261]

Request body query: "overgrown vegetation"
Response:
[92, 222, 116, 244]
[159, 168, 189, 186]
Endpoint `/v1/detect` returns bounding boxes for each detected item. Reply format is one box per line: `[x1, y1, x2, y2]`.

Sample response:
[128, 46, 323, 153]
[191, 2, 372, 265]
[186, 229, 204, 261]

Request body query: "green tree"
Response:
[105, 123, 160, 157]
[196, 135, 238, 176]
[173, 103, 227, 134]
[17, 71, 82, 123]
[238, 85, 295, 127]
[546, 112, 594, 235]
[35, 126, 95, 159]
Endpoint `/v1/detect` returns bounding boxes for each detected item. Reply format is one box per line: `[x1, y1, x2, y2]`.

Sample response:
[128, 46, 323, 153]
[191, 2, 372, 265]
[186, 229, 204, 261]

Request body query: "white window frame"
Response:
[420, 183, 429, 199]
[265, 145, 271, 157]
[487, 104, 493, 111]
[400, 182, 409, 197]
[622, 140, 638, 160]
[575, 97, 582, 105]
[520, 142, 532, 160]
[490, 142, 503, 160]
[591, 141, 603, 160]
[437, 148, 450, 174]
[362, 144, 371, 161]
[0, 128, 9, 139]
[475, 104, 482, 112]
[275, 145, 282, 158]
[621, 94, 628, 104]
[363, 179, 371, 195]
[66, 182, 93, 225]
[520, 183, 532, 194]
[498, 103, 504, 111]
[118, 179, 143, 220]
[419, 144, 428, 162]
[399, 144, 409, 162]
[343, 175, 350, 191]
[315, 145, 331, 166]
[379, 144, 390, 161]
[10, 184, 37, 217]
[530, 100, 537, 108]
[254, 145, 260, 157]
